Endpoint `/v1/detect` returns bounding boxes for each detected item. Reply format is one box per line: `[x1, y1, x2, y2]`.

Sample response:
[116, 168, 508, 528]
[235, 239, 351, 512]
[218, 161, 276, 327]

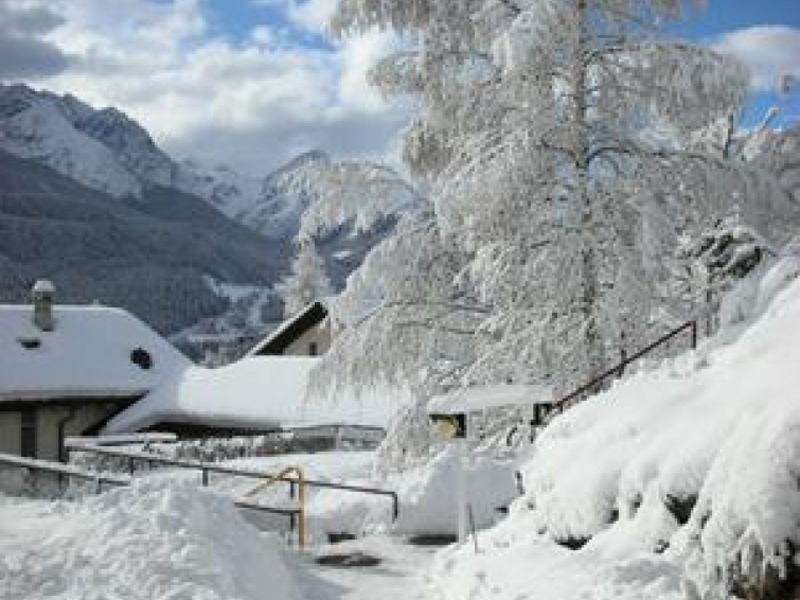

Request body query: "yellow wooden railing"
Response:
[242, 466, 306, 549]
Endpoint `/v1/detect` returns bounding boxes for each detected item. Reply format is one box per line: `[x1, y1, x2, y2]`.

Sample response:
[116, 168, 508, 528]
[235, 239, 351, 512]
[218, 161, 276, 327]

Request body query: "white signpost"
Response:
[428, 410, 469, 542]
[428, 384, 553, 544]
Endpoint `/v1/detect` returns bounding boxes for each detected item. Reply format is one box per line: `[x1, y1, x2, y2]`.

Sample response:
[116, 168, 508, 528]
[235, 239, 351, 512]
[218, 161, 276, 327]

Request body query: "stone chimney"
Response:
[32, 279, 55, 331]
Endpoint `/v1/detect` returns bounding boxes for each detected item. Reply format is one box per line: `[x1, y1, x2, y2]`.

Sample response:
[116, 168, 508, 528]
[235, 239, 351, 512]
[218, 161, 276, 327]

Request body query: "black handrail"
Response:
[550, 319, 698, 414]
[66, 443, 399, 520]
[0, 452, 301, 521]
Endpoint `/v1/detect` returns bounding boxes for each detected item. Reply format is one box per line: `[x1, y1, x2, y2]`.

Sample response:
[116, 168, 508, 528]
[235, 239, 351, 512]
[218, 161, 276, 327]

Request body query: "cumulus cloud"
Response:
[250, 0, 338, 32]
[0, 4, 69, 79]
[11, 0, 406, 174]
[713, 25, 800, 93]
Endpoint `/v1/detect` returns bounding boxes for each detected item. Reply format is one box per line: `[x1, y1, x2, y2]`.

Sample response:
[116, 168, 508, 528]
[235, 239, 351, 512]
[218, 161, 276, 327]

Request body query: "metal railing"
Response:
[549, 319, 698, 415]
[66, 442, 399, 520]
[0, 452, 129, 492]
[0, 452, 302, 532]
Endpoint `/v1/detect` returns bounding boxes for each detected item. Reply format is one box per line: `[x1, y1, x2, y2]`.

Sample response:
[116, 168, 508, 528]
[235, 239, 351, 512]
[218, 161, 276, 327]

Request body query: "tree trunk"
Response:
[574, 0, 603, 376]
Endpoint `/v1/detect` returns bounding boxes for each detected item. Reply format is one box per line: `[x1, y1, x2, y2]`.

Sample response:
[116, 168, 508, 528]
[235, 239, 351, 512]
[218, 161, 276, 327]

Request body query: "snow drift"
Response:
[304, 445, 519, 539]
[0, 480, 303, 600]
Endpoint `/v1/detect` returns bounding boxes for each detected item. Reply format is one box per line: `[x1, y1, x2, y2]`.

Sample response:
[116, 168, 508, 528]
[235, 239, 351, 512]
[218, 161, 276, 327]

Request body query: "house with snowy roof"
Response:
[246, 300, 331, 357]
[103, 299, 404, 438]
[102, 354, 400, 439]
[0, 281, 190, 461]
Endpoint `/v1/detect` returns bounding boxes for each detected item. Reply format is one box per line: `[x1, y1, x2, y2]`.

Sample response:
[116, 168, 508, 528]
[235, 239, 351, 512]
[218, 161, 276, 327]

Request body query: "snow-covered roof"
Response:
[245, 300, 328, 356]
[427, 384, 554, 415]
[104, 355, 405, 433]
[0, 305, 190, 402]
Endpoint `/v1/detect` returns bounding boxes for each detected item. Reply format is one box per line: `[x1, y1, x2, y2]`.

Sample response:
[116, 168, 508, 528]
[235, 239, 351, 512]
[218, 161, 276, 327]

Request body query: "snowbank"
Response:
[0, 480, 303, 600]
[306, 446, 519, 539]
[426, 256, 800, 599]
[105, 356, 406, 433]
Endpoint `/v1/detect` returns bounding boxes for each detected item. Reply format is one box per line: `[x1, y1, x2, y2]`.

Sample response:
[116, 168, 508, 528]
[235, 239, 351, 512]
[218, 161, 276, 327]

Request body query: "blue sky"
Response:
[673, 0, 800, 37]
[672, 1, 800, 127]
[3, 0, 798, 173]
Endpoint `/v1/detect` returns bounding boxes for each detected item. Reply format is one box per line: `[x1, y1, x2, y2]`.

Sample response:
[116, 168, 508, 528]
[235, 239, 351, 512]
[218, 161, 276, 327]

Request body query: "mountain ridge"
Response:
[0, 83, 420, 360]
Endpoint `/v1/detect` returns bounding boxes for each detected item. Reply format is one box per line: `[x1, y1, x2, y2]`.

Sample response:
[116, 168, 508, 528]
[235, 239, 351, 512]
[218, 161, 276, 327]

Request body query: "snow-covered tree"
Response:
[298, 161, 421, 240]
[316, 0, 799, 448]
[665, 214, 775, 335]
[281, 241, 333, 317]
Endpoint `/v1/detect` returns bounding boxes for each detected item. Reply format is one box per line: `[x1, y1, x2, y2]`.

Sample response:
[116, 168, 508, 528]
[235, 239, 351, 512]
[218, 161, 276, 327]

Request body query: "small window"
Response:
[309, 342, 318, 356]
[21, 409, 37, 458]
[130, 347, 153, 370]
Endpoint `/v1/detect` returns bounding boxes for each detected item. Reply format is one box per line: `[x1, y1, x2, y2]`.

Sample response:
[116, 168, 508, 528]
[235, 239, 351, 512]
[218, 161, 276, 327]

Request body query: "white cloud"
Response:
[249, 0, 337, 32]
[713, 25, 800, 93]
[11, 0, 406, 174]
[287, 0, 338, 32]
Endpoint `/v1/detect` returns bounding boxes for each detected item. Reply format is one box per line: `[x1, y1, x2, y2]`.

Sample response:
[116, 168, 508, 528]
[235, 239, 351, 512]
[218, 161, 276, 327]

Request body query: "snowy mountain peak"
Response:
[0, 84, 142, 198]
[281, 149, 330, 170]
[73, 106, 175, 187]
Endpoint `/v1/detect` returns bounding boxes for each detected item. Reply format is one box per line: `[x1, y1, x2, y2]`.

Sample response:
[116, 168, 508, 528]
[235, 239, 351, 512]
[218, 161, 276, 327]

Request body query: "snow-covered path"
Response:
[296, 536, 438, 600]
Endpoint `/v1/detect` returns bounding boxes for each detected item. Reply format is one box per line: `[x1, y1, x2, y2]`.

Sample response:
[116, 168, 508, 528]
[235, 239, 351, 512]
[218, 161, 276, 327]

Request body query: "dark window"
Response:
[309, 342, 318, 356]
[20, 409, 37, 458]
[130, 347, 153, 370]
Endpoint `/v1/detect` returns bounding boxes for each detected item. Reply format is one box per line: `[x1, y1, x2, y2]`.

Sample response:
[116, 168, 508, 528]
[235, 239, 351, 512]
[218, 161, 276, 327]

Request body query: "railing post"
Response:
[690, 320, 697, 350]
[129, 457, 135, 476]
[201, 468, 208, 486]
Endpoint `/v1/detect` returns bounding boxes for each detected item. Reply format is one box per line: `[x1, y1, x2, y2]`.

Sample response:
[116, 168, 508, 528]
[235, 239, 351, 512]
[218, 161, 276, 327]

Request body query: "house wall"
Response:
[0, 401, 128, 462]
[282, 320, 331, 356]
[0, 412, 21, 456]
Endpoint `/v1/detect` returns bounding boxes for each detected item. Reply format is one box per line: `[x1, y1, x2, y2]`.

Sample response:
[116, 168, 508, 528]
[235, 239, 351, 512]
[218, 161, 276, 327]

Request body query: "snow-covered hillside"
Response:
[427, 254, 800, 600]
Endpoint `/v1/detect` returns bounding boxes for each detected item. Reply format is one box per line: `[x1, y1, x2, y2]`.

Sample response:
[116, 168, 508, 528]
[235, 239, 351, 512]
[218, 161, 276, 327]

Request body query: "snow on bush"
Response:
[0, 479, 303, 600]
